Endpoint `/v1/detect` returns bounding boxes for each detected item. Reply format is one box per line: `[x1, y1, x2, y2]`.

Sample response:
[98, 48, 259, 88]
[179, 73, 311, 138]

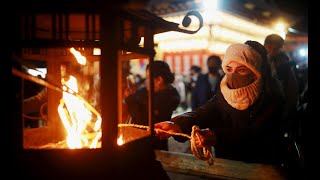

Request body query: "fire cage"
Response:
[7, 1, 203, 179]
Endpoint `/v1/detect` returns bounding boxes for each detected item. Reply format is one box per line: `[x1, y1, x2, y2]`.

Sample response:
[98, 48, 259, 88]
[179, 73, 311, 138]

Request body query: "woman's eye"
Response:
[236, 67, 250, 74]
[226, 68, 232, 73]
[238, 69, 245, 73]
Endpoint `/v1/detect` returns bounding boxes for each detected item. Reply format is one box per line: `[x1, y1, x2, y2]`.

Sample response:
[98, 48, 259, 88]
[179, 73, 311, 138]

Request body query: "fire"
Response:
[70, 47, 87, 65]
[58, 75, 102, 149]
[57, 47, 124, 149]
[57, 48, 101, 149]
[117, 134, 124, 146]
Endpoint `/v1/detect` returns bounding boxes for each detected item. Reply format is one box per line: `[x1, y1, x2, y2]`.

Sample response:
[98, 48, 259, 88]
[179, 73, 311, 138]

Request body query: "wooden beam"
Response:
[155, 150, 287, 180]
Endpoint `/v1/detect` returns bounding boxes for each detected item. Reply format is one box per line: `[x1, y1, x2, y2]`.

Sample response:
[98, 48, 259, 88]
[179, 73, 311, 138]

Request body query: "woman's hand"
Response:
[154, 121, 182, 139]
[194, 128, 216, 147]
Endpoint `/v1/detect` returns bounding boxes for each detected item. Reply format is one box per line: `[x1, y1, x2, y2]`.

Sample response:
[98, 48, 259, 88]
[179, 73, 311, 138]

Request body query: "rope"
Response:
[118, 123, 214, 165]
[190, 125, 214, 165]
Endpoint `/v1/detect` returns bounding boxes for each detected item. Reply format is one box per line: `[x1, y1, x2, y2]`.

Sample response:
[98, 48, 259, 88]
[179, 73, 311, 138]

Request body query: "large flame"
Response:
[57, 48, 122, 149]
[57, 48, 101, 149]
[58, 75, 102, 149]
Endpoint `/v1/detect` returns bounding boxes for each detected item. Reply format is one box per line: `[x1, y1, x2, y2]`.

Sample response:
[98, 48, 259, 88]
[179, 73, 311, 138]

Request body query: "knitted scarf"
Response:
[220, 75, 262, 110]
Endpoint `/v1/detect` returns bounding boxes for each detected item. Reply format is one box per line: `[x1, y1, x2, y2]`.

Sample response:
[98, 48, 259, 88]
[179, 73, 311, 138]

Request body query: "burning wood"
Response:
[18, 47, 150, 149]
[57, 48, 102, 149]
[33, 131, 102, 149]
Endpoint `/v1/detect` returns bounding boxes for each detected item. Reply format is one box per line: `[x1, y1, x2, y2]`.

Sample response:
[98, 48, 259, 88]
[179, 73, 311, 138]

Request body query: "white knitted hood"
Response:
[222, 43, 262, 79]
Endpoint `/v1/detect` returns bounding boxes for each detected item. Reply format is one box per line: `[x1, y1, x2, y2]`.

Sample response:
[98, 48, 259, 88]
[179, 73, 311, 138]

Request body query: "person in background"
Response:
[121, 61, 134, 124]
[185, 65, 201, 110]
[187, 65, 202, 93]
[173, 74, 187, 111]
[154, 41, 287, 166]
[124, 60, 180, 151]
[264, 34, 300, 139]
[134, 73, 146, 90]
[191, 55, 224, 110]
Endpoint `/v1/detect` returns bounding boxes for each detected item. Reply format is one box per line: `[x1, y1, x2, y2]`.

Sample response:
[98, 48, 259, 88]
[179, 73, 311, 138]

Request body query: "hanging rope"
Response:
[118, 123, 215, 165]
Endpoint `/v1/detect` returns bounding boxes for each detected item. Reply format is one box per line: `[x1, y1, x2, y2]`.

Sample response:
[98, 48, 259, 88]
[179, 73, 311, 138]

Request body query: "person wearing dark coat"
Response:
[191, 55, 224, 110]
[124, 60, 180, 151]
[264, 34, 300, 133]
[155, 41, 287, 165]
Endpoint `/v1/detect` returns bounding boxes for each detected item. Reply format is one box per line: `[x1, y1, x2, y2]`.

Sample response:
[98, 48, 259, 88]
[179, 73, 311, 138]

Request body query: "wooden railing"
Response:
[155, 150, 288, 180]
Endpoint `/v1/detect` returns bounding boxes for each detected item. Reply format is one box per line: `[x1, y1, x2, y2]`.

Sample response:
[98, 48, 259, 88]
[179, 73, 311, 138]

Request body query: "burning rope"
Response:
[118, 123, 214, 165]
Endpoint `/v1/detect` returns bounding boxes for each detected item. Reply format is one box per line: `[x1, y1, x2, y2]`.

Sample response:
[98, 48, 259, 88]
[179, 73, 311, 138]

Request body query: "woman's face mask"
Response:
[225, 62, 256, 89]
[226, 73, 255, 89]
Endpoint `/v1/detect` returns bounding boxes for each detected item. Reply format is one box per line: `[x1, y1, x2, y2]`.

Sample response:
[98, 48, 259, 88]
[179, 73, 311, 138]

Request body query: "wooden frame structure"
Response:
[8, 1, 203, 179]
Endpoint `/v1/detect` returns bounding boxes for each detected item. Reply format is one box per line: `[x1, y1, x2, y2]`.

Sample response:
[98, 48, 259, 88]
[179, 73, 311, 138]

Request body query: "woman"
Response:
[124, 60, 180, 150]
[154, 41, 286, 165]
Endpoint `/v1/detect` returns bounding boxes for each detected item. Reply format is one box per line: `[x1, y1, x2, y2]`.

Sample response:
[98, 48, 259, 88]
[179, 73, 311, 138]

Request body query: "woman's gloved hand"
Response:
[194, 128, 216, 147]
[154, 121, 182, 139]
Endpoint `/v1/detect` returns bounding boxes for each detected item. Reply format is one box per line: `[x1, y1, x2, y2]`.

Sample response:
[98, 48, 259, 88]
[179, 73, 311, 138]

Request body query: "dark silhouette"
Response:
[124, 60, 180, 151]
[191, 55, 224, 110]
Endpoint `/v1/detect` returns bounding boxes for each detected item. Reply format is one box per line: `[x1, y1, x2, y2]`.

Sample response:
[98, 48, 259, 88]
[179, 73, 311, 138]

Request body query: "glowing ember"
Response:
[117, 135, 124, 146]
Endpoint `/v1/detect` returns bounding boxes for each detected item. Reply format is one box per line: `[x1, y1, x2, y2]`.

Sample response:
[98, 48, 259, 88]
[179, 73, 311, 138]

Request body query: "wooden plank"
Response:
[155, 150, 287, 180]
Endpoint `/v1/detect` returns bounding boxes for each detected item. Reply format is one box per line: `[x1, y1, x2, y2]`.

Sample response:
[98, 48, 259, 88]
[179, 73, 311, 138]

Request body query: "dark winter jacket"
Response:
[270, 52, 299, 123]
[172, 88, 285, 165]
[191, 73, 223, 110]
[125, 85, 180, 150]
